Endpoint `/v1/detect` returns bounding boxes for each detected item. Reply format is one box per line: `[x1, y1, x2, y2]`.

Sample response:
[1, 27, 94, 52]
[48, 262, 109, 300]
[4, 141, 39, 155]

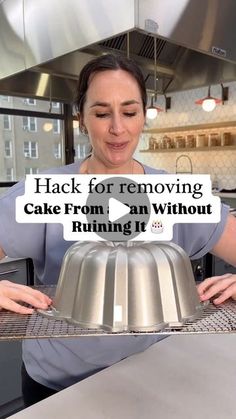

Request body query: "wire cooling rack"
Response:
[1, 286, 236, 340]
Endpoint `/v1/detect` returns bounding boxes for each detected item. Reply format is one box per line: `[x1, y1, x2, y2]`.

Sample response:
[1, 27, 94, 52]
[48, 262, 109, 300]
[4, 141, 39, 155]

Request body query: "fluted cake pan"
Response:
[40, 241, 204, 332]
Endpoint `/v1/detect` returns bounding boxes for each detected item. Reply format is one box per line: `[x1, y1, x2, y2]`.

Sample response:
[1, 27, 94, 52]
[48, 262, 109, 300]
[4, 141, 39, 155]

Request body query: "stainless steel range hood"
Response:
[1, 0, 236, 101]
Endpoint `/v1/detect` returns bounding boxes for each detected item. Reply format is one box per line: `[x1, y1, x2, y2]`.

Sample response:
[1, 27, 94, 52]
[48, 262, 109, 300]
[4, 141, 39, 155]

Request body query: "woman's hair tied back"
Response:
[73, 53, 147, 116]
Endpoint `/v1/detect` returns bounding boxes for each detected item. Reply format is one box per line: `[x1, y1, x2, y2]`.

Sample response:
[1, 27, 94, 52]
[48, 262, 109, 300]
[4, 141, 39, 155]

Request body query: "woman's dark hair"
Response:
[73, 54, 147, 115]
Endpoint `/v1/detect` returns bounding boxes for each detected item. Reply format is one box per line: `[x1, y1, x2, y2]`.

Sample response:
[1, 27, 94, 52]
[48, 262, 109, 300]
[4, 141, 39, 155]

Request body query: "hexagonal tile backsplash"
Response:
[135, 81, 236, 190]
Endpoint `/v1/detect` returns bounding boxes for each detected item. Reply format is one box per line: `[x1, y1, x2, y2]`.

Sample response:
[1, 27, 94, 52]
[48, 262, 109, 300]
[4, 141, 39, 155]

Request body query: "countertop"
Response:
[8, 334, 236, 419]
[0, 257, 24, 265]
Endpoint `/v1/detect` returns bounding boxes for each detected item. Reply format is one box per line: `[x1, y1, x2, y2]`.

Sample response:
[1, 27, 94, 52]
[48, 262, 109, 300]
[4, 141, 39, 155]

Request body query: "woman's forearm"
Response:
[0, 247, 5, 260]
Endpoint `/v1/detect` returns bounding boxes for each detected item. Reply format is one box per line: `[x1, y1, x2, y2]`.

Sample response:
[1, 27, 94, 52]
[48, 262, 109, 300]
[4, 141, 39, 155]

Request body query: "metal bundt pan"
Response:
[40, 242, 204, 332]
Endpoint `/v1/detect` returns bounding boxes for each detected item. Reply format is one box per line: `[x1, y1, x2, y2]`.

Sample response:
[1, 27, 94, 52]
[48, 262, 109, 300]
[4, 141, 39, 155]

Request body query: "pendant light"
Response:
[43, 76, 53, 132]
[195, 85, 228, 112]
[146, 36, 158, 119]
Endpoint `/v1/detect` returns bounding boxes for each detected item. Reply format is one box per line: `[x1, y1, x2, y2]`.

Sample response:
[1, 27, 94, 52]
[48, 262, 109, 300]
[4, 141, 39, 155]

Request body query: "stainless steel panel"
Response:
[0, 0, 25, 79]
[35, 51, 98, 81]
[2, 0, 236, 96]
[0, 71, 77, 102]
[166, 48, 236, 92]
[138, 0, 236, 63]
[24, 0, 136, 68]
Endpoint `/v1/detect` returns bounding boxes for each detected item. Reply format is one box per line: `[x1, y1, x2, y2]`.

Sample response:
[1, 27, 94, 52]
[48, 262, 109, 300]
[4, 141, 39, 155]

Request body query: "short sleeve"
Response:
[173, 203, 230, 259]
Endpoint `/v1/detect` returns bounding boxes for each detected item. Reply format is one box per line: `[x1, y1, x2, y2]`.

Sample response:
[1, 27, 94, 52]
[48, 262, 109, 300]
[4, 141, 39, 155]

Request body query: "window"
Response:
[0, 95, 62, 113]
[6, 168, 13, 181]
[53, 119, 60, 134]
[53, 143, 61, 159]
[3, 115, 11, 130]
[22, 116, 37, 132]
[0, 113, 64, 184]
[0, 95, 9, 102]
[52, 102, 60, 108]
[22, 98, 36, 105]
[24, 141, 38, 158]
[76, 144, 87, 159]
[25, 168, 39, 175]
[4, 140, 12, 158]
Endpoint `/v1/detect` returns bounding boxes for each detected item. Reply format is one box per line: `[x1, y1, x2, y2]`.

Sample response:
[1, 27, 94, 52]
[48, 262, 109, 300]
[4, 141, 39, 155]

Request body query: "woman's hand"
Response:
[0, 280, 52, 314]
[197, 273, 236, 305]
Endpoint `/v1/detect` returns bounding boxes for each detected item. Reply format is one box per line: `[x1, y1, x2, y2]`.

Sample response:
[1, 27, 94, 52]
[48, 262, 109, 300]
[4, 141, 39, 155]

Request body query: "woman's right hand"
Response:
[0, 280, 52, 314]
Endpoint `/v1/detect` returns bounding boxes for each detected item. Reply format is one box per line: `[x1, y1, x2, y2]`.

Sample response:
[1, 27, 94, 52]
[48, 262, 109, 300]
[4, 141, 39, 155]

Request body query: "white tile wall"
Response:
[135, 81, 236, 189]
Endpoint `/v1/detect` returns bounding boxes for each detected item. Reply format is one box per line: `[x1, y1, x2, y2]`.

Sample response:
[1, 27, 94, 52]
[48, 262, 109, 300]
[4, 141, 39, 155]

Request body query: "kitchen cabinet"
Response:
[0, 342, 23, 419]
[0, 258, 33, 419]
[0, 258, 33, 285]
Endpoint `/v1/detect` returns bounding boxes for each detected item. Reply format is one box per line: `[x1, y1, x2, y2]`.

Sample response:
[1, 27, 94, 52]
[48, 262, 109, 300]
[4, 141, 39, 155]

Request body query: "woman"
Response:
[0, 54, 236, 406]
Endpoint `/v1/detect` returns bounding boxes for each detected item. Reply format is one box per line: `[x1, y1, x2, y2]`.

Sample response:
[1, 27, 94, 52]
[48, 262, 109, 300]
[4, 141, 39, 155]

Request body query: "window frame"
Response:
[53, 119, 61, 134]
[25, 167, 39, 175]
[23, 140, 39, 159]
[4, 140, 12, 158]
[76, 143, 87, 159]
[23, 98, 36, 106]
[0, 95, 10, 102]
[0, 103, 74, 188]
[6, 167, 14, 181]
[3, 114, 11, 130]
[22, 116, 37, 132]
[53, 142, 61, 159]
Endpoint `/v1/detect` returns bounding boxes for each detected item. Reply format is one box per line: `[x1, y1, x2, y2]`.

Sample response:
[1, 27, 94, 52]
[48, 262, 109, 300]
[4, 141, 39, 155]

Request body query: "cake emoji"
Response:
[151, 220, 164, 234]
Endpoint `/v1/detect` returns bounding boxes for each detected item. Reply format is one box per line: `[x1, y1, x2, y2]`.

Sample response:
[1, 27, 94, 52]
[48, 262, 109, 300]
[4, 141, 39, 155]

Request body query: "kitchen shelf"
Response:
[140, 145, 236, 153]
[214, 192, 236, 198]
[143, 121, 236, 134]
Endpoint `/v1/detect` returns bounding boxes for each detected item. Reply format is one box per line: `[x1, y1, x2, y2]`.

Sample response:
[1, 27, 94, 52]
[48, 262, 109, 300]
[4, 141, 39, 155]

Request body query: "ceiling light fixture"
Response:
[146, 37, 171, 119]
[43, 75, 53, 132]
[146, 36, 158, 120]
[73, 120, 79, 129]
[195, 84, 228, 112]
[146, 96, 158, 119]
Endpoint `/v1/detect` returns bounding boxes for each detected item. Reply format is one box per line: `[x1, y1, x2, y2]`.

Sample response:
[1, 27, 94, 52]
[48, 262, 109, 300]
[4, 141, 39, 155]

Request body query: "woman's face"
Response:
[81, 69, 145, 168]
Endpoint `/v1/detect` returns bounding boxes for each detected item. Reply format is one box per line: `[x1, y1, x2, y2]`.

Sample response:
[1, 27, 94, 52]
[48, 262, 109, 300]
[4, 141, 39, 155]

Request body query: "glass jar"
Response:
[221, 132, 232, 146]
[153, 139, 159, 150]
[186, 135, 196, 148]
[175, 136, 185, 148]
[160, 136, 167, 149]
[196, 134, 206, 148]
[208, 133, 220, 147]
[164, 135, 172, 149]
[149, 137, 156, 150]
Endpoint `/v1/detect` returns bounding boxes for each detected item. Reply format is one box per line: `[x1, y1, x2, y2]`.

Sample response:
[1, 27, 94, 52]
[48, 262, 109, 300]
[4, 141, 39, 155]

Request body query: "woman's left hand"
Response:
[197, 273, 236, 305]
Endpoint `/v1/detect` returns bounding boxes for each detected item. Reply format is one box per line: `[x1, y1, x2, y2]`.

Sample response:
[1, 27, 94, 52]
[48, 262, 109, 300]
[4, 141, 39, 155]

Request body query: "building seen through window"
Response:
[4, 140, 12, 157]
[6, 168, 13, 181]
[0, 95, 64, 185]
[22, 98, 36, 106]
[73, 123, 90, 161]
[53, 119, 61, 134]
[25, 167, 39, 175]
[22, 116, 37, 132]
[53, 143, 61, 159]
[23, 141, 38, 159]
[3, 115, 11, 130]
